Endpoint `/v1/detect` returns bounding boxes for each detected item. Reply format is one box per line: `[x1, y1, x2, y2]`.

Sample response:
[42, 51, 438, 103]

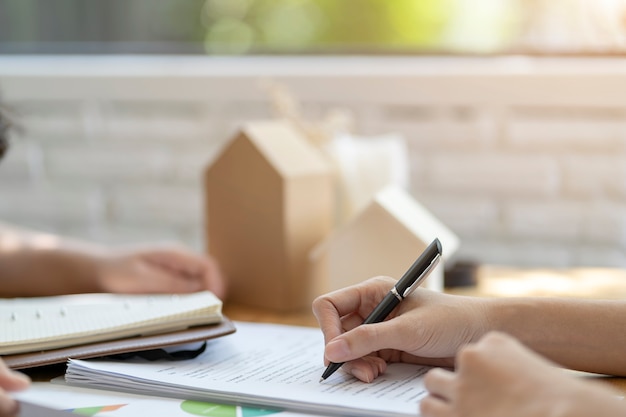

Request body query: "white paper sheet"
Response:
[66, 322, 429, 417]
[15, 382, 313, 417]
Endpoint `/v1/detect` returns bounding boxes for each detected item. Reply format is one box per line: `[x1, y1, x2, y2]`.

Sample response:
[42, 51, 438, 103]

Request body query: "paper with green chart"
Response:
[64, 321, 431, 417]
[15, 382, 314, 417]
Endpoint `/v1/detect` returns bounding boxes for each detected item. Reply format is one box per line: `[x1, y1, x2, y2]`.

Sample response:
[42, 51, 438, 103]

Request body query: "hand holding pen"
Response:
[314, 239, 443, 382]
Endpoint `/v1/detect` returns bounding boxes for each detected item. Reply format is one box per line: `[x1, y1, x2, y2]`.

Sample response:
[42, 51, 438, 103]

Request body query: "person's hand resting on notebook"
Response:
[0, 360, 30, 417]
[96, 246, 226, 298]
[0, 242, 226, 299]
[313, 276, 626, 416]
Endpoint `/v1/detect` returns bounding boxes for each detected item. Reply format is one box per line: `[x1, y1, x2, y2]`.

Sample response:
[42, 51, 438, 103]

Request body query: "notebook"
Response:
[1, 291, 235, 369]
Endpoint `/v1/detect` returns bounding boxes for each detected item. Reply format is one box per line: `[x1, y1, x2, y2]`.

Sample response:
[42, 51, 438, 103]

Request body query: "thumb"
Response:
[325, 319, 407, 363]
[0, 364, 30, 392]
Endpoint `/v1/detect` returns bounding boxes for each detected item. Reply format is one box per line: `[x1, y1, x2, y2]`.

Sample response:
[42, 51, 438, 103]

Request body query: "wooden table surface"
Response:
[223, 265, 626, 394]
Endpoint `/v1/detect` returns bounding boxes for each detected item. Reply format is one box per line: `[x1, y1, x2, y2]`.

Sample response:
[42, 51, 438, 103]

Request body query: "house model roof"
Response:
[373, 186, 460, 259]
[238, 121, 330, 178]
[309, 185, 460, 294]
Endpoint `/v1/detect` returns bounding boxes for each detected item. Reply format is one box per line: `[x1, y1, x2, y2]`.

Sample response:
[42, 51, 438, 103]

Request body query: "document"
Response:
[16, 382, 314, 417]
[66, 322, 430, 417]
[17, 399, 74, 417]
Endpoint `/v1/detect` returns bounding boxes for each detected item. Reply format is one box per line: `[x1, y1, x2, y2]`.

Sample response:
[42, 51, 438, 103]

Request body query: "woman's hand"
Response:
[95, 247, 226, 299]
[421, 331, 626, 417]
[312, 276, 490, 382]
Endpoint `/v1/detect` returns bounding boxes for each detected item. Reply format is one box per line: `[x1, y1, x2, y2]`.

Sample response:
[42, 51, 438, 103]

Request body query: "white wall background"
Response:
[2, 55, 626, 268]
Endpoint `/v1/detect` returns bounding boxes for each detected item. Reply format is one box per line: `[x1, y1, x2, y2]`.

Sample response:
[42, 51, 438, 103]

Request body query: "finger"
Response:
[312, 277, 393, 345]
[0, 363, 28, 417]
[419, 394, 452, 417]
[0, 362, 30, 392]
[423, 368, 456, 401]
[197, 256, 227, 299]
[136, 266, 203, 294]
[140, 249, 203, 276]
[312, 288, 360, 345]
[339, 312, 364, 332]
[0, 390, 19, 417]
[341, 355, 387, 383]
[323, 317, 416, 363]
[141, 250, 227, 298]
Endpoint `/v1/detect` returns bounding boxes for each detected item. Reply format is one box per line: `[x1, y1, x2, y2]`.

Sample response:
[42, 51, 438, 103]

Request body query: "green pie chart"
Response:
[180, 400, 280, 417]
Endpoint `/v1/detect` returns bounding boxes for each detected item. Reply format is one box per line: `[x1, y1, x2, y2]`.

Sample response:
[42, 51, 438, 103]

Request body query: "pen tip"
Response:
[319, 378, 325, 383]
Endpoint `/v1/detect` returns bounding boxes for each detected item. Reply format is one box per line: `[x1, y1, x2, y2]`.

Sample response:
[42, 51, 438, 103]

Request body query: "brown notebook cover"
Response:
[4, 317, 236, 370]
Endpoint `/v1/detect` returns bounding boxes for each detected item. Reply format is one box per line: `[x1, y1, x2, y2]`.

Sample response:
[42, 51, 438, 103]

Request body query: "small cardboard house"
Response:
[204, 120, 334, 311]
[309, 185, 460, 296]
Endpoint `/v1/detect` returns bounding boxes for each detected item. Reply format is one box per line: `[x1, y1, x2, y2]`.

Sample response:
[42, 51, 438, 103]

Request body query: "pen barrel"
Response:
[396, 239, 442, 296]
[362, 292, 400, 325]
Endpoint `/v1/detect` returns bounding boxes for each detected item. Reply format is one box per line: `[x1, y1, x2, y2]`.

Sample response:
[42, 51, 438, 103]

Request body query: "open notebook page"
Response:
[1, 291, 222, 355]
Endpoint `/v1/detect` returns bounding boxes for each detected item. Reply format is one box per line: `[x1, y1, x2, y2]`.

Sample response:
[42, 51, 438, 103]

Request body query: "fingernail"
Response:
[352, 368, 373, 383]
[326, 339, 350, 361]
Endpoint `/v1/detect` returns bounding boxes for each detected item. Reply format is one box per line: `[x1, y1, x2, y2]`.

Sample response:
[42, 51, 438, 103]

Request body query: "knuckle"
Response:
[457, 343, 482, 365]
[419, 396, 436, 416]
[369, 275, 395, 286]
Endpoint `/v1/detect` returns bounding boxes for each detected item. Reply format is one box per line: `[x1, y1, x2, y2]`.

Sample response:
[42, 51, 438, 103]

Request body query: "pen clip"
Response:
[402, 253, 441, 298]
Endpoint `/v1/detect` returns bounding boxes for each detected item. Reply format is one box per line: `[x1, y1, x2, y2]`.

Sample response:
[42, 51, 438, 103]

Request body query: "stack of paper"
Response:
[65, 322, 430, 417]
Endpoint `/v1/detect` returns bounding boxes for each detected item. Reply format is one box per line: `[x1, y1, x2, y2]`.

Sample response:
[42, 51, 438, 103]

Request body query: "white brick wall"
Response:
[2, 55, 626, 268]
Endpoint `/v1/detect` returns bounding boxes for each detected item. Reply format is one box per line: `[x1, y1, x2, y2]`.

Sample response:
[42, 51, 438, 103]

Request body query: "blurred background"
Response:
[2, 0, 626, 269]
[2, 0, 626, 55]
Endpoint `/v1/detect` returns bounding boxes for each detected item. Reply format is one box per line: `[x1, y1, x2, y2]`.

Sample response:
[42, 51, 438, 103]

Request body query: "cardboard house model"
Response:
[204, 120, 334, 311]
[309, 185, 460, 296]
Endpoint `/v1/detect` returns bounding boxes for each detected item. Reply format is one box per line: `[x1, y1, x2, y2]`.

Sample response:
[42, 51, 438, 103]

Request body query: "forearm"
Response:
[0, 248, 103, 297]
[486, 297, 626, 376]
[0, 223, 108, 297]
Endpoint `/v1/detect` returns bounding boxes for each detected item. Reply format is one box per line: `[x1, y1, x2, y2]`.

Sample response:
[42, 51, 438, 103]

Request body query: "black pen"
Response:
[319, 238, 442, 383]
